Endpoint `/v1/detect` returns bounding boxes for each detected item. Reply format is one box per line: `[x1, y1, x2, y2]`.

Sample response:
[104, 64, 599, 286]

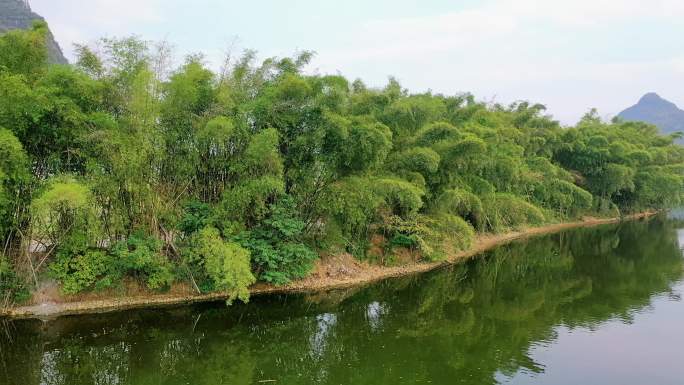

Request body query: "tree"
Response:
[185, 226, 255, 303]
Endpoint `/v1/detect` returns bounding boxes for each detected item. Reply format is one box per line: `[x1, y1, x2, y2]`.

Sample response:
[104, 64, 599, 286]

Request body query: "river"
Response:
[1, 215, 683, 385]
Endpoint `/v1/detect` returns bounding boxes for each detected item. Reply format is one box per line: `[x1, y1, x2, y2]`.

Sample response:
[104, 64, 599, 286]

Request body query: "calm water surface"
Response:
[1, 216, 684, 385]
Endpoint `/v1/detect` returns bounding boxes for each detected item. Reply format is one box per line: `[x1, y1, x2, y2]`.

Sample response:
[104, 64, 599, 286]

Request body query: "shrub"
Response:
[178, 200, 211, 236]
[185, 226, 255, 303]
[0, 256, 29, 303]
[50, 232, 175, 294]
[241, 239, 317, 285]
[432, 213, 475, 253]
[50, 248, 112, 294]
[530, 179, 592, 217]
[433, 188, 484, 230]
[0, 128, 29, 237]
[220, 176, 285, 226]
[389, 147, 441, 177]
[325, 177, 384, 256]
[374, 177, 425, 217]
[235, 197, 317, 285]
[481, 193, 545, 232]
[31, 176, 101, 248]
[382, 213, 474, 262]
[111, 233, 174, 290]
[413, 121, 461, 147]
[389, 233, 418, 249]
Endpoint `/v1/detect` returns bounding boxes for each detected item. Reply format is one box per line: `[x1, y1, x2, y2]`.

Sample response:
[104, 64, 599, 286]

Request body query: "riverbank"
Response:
[1, 212, 657, 319]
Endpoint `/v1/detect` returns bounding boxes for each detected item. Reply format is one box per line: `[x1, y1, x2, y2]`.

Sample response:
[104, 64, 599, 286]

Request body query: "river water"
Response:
[1, 215, 683, 385]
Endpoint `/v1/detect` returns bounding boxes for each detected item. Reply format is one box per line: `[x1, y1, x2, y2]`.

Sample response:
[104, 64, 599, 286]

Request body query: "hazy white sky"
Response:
[29, 0, 684, 125]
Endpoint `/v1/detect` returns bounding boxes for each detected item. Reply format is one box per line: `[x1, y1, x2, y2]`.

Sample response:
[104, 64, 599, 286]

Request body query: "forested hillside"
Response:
[0, 0, 67, 64]
[1, 23, 683, 304]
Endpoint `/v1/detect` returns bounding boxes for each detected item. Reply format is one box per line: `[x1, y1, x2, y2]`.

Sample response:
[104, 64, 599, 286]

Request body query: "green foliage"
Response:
[530, 179, 593, 217]
[50, 232, 174, 294]
[0, 21, 49, 78]
[50, 247, 112, 294]
[0, 28, 681, 299]
[554, 119, 683, 212]
[0, 128, 29, 183]
[194, 116, 249, 201]
[345, 122, 393, 172]
[430, 213, 475, 256]
[184, 227, 255, 303]
[433, 189, 484, 230]
[413, 121, 462, 147]
[633, 167, 683, 209]
[110, 233, 174, 290]
[440, 136, 488, 168]
[178, 200, 211, 236]
[389, 147, 441, 177]
[382, 94, 446, 141]
[0, 256, 29, 303]
[591, 163, 635, 198]
[31, 177, 101, 248]
[32, 178, 92, 213]
[0, 128, 29, 236]
[481, 194, 546, 232]
[220, 176, 285, 226]
[373, 178, 425, 217]
[324, 177, 384, 256]
[217, 128, 286, 227]
[240, 128, 284, 178]
[382, 213, 474, 262]
[233, 197, 317, 285]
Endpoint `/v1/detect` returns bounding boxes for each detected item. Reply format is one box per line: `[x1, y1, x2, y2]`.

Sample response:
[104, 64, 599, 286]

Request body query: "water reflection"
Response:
[1, 216, 683, 385]
[310, 313, 337, 361]
[365, 301, 387, 332]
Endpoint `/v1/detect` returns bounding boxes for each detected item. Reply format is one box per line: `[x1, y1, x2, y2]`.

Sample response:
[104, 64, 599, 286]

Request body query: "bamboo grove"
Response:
[0, 22, 683, 304]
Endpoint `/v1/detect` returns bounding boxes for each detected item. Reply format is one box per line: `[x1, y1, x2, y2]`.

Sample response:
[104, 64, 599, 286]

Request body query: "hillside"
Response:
[0, 0, 67, 64]
[618, 93, 684, 139]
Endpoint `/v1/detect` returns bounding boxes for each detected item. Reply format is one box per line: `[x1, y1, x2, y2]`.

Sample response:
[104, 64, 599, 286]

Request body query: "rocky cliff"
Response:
[0, 0, 67, 64]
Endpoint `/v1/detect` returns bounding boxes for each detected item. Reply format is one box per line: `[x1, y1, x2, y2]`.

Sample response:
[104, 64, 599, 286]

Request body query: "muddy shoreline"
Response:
[1, 212, 656, 320]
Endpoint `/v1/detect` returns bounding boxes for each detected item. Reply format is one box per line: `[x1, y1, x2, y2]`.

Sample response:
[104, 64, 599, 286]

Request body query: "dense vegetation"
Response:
[0, 22, 682, 304]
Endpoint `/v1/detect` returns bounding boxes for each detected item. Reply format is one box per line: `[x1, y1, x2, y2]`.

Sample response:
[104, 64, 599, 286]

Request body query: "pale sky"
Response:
[29, 0, 684, 125]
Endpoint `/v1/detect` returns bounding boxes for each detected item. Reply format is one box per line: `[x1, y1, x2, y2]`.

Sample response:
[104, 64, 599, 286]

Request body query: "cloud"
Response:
[508, 0, 684, 25]
[317, 0, 684, 64]
[353, 8, 518, 58]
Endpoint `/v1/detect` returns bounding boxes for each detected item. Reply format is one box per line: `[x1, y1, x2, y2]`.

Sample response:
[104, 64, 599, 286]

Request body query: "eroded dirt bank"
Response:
[1, 212, 656, 320]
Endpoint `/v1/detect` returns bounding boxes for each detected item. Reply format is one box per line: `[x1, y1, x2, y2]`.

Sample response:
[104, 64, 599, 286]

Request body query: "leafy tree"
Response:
[184, 226, 255, 303]
[373, 177, 425, 217]
[323, 177, 383, 256]
[0, 129, 30, 238]
[0, 21, 49, 79]
[0, 255, 29, 303]
[433, 189, 484, 230]
[1, 26, 682, 300]
[31, 176, 100, 250]
[233, 197, 317, 285]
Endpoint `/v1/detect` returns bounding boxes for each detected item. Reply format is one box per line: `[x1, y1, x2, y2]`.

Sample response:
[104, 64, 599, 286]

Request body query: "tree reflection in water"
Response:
[1, 216, 683, 385]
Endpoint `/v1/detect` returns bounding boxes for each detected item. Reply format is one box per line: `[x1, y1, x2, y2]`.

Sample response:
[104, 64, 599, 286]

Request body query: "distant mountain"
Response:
[618, 93, 684, 139]
[0, 0, 67, 64]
